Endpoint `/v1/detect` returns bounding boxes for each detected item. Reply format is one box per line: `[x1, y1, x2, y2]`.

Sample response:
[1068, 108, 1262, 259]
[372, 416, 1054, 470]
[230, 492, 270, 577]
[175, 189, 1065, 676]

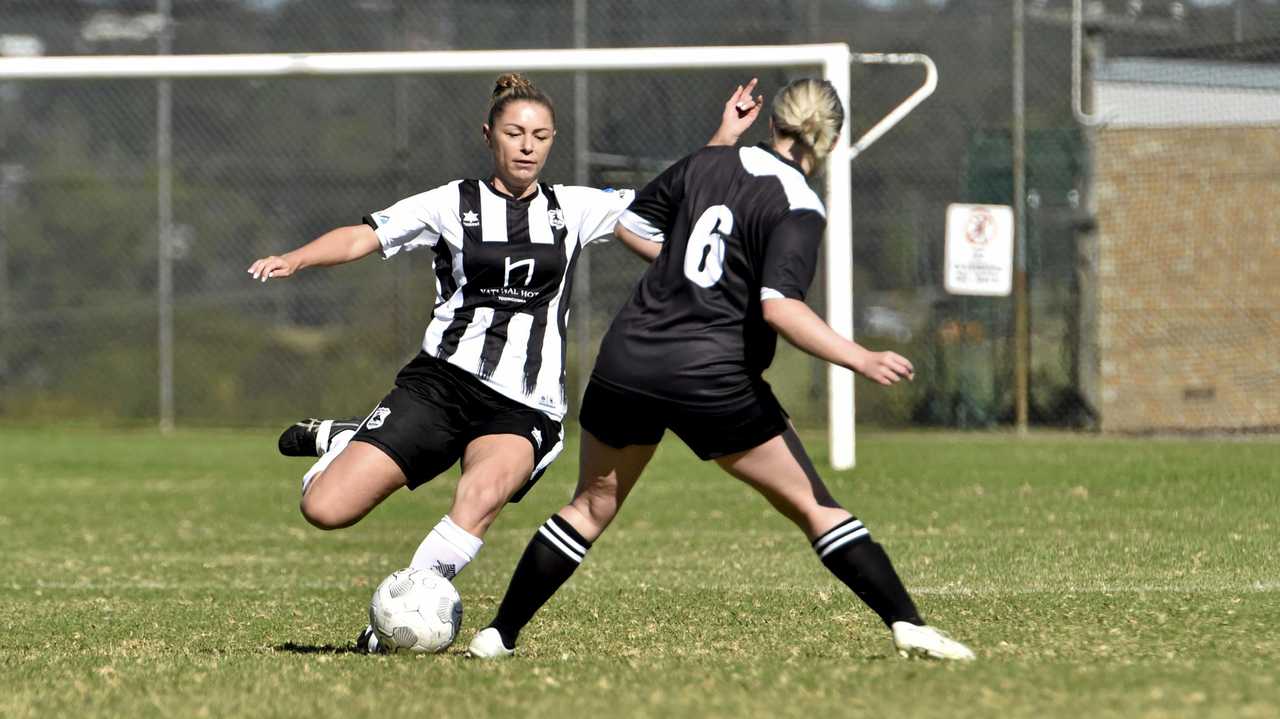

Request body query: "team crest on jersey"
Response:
[462, 210, 480, 227]
[547, 209, 565, 230]
[366, 406, 391, 430]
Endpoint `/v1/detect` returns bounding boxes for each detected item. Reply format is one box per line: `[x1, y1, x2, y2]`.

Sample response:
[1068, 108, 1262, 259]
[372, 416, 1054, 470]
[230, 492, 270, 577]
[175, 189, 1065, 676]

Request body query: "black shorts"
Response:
[578, 375, 789, 461]
[352, 352, 563, 502]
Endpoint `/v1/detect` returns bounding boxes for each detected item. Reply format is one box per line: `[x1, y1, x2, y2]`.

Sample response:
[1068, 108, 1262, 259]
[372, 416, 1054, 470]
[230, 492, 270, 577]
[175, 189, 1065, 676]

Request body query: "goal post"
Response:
[0, 44, 935, 470]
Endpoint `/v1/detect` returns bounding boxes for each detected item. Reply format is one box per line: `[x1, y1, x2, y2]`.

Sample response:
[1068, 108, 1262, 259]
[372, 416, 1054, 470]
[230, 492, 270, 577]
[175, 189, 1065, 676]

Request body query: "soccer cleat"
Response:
[354, 625, 388, 655]
[891, 621, 976, 661]
[277, 417, 361, 457]
[465, 627, 514, 659]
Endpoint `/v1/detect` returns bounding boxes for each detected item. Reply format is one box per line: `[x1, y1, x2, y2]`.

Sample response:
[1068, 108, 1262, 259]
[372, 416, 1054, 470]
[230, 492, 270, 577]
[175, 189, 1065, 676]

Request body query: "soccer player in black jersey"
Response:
[468, 78, 974, 661]
[248, 74, 763, 652]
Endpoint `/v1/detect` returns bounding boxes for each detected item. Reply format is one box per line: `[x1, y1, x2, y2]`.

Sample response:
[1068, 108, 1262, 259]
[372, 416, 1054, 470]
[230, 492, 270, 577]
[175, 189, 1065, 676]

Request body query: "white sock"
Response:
[409, 515, 484, 580]
[300, 428, 357, 495]
[315, 420, 338, 455]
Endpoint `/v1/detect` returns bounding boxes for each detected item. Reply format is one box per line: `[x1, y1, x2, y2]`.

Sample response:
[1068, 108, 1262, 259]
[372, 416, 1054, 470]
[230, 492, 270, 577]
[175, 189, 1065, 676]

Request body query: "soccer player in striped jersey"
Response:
[467, 79, 975, 661]
[248, 74, 763, 652]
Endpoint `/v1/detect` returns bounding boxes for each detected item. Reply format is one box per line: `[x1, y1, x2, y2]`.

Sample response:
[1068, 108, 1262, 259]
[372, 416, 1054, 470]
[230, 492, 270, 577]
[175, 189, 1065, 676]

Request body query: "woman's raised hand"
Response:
[709, 77, 764, 146]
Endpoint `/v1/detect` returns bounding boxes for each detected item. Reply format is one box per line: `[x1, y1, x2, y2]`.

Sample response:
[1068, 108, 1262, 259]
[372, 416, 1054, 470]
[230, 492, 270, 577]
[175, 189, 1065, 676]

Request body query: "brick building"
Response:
[1090, 58, 1279, 432]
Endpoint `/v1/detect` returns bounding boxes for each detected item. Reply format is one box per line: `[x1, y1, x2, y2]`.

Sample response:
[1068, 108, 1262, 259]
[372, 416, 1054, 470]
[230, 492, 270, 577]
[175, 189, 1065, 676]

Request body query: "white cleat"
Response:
[465, 627, 515, 659]
[891, 621, 976, 661]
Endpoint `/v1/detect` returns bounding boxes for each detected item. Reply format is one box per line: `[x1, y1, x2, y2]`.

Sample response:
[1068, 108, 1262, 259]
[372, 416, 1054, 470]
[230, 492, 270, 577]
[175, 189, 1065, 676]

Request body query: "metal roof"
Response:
[1097, 57, 1280, 92]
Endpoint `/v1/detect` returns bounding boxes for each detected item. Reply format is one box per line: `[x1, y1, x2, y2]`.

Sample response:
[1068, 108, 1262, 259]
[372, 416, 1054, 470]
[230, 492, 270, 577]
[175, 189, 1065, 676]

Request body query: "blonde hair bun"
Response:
[771, 79, 845, 164]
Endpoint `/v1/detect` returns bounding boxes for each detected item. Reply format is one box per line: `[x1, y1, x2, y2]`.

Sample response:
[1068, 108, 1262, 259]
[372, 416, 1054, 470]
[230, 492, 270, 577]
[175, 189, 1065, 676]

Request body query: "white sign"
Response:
[944, 203, 1014, 296]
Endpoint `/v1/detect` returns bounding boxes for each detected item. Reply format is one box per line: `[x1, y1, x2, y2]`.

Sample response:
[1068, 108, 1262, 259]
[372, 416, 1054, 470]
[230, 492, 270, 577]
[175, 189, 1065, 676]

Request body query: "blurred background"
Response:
[0, 0, 1276, 435]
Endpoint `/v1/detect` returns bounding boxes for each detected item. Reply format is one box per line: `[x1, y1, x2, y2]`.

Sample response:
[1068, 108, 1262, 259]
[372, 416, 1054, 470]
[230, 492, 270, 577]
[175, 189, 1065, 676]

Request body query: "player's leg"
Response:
[289, 399, 419, 653]
[298, 441, 406, 530]
[297, 382, 456, 530]
[342, 422, 496, 656]
[405, 397, 565, 584]
[470, 430, 657, 658]
[468, 381, 663, 658]
[716, 424, 973, 660]
[450, 434, 539, 535]
[402, 433, 537, 583]
[668, 386, 927, 630]
[558, 432, 655, 540]
[715, 426, 923, 624]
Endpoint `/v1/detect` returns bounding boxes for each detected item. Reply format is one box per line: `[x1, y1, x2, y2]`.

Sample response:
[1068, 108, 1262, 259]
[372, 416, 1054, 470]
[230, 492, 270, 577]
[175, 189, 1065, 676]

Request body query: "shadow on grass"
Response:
[273, 642, 362, 655]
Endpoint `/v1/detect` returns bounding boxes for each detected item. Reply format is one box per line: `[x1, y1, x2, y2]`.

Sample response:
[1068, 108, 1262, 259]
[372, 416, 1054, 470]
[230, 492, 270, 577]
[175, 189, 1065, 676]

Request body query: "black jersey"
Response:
[592, 143, 826, 409]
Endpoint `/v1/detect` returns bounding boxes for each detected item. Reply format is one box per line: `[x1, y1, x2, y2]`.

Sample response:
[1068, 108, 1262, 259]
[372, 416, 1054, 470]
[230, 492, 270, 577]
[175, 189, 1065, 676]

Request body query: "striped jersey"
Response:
[592, 143, 826, 408]
[364, 180, 634, 421]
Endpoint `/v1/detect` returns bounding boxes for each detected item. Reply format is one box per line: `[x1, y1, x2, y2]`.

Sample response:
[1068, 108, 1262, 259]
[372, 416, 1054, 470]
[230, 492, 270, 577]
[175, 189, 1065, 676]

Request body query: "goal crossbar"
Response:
[0, 43, 937, 470]
[0, 45, 846, 79]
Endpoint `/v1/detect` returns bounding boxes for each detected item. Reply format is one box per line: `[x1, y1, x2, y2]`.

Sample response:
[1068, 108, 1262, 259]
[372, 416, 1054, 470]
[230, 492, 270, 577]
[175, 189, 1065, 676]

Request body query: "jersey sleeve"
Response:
[557, 186, 637, 248]
[760, 210, 826, 302]
[362, 181, 456, 259]
[615, 154, 692, 243]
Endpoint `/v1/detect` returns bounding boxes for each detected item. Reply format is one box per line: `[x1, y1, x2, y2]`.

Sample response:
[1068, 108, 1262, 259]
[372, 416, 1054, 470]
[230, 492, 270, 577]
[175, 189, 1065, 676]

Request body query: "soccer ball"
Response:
[368, 568, 463, 653]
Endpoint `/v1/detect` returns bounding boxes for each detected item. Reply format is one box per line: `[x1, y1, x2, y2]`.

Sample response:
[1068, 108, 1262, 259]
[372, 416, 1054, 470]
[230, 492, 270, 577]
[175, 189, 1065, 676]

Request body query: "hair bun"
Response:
[486, 72, 556, 127]
[493, 72, 534, 97]
[800, 115, 823, 145]
[770, 78, 845, 164]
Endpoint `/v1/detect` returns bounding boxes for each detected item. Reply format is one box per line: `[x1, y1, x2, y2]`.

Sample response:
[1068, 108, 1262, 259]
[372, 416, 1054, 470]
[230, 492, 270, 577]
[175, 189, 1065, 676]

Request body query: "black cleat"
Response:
[277, 417, 361, 458]
[355, 625, 389, 654]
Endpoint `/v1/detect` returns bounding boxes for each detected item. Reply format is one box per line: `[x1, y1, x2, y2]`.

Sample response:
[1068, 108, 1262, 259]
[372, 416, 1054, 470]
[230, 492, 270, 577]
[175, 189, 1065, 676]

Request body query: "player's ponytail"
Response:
[771, 78, 844, 166]
[488, 72, 556, 127]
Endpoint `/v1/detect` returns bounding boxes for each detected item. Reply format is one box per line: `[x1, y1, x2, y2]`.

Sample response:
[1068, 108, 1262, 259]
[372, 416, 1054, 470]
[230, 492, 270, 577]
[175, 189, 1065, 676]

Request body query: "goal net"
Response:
[1, 45, 895, 463]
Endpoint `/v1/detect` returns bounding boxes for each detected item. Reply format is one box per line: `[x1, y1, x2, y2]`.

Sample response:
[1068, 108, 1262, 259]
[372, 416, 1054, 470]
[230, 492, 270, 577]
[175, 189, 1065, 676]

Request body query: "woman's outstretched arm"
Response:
[762, 297, 914, 386]
[248, 224, 381, 282]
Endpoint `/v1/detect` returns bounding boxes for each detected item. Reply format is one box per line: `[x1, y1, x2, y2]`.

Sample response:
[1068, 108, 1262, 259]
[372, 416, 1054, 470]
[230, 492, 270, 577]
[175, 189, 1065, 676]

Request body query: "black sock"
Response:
[814, 517, 923, 628]
[488, 514, 591, 649]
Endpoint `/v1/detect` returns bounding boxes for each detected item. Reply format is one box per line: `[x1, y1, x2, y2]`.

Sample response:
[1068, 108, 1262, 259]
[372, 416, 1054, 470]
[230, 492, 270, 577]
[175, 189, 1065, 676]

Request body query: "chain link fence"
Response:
[1, 0, 1277, 433]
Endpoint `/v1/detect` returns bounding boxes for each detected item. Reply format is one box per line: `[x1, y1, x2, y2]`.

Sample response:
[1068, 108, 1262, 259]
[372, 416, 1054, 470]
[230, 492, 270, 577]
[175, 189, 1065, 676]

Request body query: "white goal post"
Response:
[0, 43, 935, 469]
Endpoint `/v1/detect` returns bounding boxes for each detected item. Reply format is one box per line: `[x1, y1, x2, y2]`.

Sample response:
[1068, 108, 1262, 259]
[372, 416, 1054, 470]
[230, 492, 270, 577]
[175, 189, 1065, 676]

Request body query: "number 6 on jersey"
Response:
[683, 205, 733, 288]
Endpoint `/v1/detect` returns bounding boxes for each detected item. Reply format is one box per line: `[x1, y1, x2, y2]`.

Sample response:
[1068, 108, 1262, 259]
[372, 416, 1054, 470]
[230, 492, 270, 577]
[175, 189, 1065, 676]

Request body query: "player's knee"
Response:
[454, 474, 516, 517]
[766, 493, 842, 534]
[571, 484, 620, 531]
[299, 492, 354, 531]
[585, 494, 619, 525]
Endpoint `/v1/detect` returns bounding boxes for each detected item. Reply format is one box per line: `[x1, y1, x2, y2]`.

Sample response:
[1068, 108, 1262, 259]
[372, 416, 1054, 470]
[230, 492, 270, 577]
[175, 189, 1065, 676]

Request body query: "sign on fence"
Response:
[944, 202, 1013, 296]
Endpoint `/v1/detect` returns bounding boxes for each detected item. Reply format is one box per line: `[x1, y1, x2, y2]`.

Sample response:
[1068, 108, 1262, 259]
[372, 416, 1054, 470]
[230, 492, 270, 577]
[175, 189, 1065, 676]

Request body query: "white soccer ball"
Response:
[368, 568, 463, 653]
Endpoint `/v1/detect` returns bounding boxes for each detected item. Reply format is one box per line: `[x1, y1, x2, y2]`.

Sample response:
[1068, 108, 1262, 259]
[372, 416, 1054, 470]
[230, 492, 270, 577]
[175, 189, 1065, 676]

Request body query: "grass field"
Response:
[2, 427, 1278, 718]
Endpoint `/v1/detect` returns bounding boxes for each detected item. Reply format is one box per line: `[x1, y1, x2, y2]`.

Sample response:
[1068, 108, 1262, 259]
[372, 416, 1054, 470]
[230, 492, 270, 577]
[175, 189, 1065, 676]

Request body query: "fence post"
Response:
[1013, 0, 1030, 433]
[156, 0, 175, 433]
[572, 0, 591, 408]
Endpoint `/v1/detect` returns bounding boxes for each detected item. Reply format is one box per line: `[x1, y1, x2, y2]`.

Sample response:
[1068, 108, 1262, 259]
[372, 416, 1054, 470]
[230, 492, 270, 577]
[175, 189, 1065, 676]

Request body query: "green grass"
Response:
[2, 428, 1278, 718]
